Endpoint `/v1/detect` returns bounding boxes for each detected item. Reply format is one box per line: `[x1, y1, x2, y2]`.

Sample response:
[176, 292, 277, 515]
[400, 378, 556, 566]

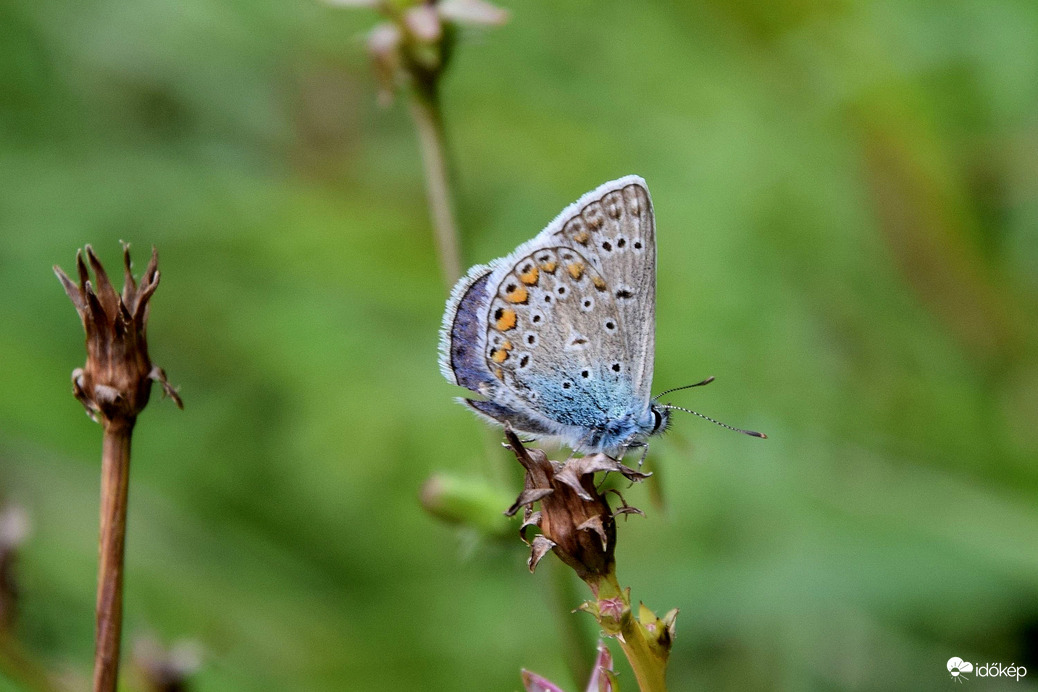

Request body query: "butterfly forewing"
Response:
[547, 178, 656, 405]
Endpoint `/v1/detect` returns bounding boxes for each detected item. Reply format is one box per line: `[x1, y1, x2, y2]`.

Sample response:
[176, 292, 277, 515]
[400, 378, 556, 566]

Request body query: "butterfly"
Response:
[439, 176, 764, 459]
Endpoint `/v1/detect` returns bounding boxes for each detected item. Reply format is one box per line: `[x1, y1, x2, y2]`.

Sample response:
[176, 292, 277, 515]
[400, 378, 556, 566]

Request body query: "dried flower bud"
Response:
[54, 244, 182, 425]
[521, 641, 616, 692]
[330, 0, 508, 105]
[503, 430, 649, 587]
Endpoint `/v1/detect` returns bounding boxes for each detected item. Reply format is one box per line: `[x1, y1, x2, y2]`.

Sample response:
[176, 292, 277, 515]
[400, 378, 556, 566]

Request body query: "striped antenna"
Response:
[659, 404, 767, 439]
[652, 376, 715, 401]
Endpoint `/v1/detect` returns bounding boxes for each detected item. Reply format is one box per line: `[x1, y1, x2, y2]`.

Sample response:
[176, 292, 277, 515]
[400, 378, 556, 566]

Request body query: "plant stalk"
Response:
[93, 417, 134, 692]
[595, 573, 669, 692]
[408, 88, 462, 287]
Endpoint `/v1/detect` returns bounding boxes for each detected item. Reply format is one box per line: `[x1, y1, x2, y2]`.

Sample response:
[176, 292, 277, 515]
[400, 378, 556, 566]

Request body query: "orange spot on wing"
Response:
[540, 260, 557, 273]
[573, 230, 590, 245]
[519, 266, 539, 285]
[505, 286, 528, 304]
[495, 308, 517, 331]
[567, 262, 585, 280]
[592, 276, 608, 292]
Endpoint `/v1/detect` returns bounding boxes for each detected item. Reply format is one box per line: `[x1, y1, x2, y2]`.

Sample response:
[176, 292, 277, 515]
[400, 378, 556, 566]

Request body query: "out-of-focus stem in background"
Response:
[343, 0, 509, 287]
[409, 91, 462, 285]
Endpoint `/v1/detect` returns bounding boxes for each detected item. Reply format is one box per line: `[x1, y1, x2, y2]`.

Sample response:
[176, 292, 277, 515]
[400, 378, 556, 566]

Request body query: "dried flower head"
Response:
[54, 244, 182, 424]
[503, 430, 648, 588]
[329, 0, 509, 106]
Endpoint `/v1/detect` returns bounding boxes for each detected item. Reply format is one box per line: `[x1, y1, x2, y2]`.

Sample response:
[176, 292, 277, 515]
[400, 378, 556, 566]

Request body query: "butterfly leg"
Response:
[500, 437, 537, 448]
[633, 442, 650, 469]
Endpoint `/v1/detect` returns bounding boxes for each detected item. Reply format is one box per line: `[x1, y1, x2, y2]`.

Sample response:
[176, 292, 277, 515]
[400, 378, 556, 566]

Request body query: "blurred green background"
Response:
[2, 0, 1038, 690]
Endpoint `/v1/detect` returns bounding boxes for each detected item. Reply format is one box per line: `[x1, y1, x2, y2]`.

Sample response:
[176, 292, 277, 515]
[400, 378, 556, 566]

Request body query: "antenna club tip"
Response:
[751, 431, 767, 439]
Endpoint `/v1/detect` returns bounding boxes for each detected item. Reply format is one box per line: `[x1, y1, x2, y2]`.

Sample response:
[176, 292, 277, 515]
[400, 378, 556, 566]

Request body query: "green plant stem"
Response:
[408, 89, 462, 287]
[596, 573, 669, 692]
[94, 417, 134, 692]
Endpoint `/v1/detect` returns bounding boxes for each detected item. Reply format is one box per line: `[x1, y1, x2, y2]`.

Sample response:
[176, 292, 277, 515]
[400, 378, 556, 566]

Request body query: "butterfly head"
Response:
[649, 403, 671, 437]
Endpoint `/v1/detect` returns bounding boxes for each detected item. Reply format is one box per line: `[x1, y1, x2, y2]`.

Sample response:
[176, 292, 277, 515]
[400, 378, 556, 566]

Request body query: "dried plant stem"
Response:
[409, 89, 462, 287]
[93, 417, 134, 692]
[595, 574, 669, 692]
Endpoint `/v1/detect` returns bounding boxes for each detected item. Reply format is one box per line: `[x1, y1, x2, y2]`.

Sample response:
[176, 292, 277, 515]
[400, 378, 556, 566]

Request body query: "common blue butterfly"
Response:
[439, 176, 763, 458]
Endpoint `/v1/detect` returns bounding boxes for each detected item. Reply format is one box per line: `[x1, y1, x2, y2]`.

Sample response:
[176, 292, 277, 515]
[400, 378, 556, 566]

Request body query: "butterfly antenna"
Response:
[660, 404, 767, 438]
[653, 376, 716, 401]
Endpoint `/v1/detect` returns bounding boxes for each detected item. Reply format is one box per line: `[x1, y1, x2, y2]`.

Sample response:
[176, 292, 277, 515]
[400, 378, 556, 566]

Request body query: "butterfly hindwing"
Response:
[482, 245, 636, 433]
[439, 258, 562, 438]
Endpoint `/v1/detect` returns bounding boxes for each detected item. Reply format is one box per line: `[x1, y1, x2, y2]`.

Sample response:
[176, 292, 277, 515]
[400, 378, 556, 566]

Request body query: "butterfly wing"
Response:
[480, 244, 635, 438]
[440, 176, 656, 449]
[542, 176, 656, 405]
[439, 263, 561, 437]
